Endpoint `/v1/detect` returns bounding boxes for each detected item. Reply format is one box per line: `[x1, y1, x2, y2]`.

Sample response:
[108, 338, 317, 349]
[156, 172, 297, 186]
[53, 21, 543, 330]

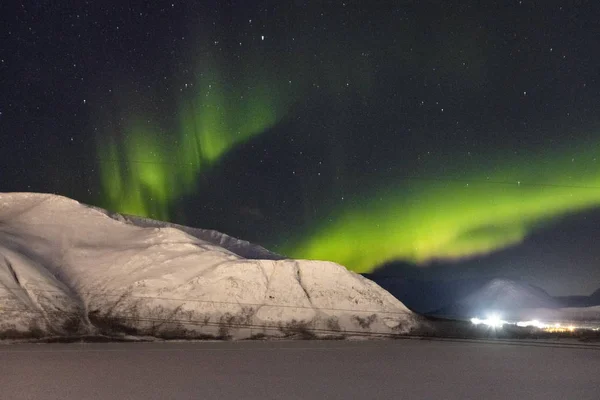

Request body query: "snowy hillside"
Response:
[432, 278, 561, 319]
[99, 210, 285, 261]
[0, 193, 416, 339]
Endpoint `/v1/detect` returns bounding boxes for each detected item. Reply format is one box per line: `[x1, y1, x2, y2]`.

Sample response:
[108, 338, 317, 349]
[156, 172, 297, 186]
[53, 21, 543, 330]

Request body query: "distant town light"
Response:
[516, 319, 547, 329]
[470, 314, 505, 328]
[486, 314, 504, 328]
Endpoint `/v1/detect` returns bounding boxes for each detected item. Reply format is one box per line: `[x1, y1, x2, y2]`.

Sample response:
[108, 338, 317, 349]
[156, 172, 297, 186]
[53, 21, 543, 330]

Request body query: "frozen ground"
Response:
[0, 193, 416, 338]
[1, 339, 599, 400]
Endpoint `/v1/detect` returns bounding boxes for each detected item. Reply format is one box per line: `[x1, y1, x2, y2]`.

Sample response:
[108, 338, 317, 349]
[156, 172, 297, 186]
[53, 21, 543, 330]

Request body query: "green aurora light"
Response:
[96, 41, 600, 274]
[98, 63, 285, 219]
[280, 138, 600, 272]
[96, 31, 372, 221]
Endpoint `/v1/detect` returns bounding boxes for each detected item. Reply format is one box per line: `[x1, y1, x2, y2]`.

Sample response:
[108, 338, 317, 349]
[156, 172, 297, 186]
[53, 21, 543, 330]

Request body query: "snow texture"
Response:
[0, 193, 416, 338]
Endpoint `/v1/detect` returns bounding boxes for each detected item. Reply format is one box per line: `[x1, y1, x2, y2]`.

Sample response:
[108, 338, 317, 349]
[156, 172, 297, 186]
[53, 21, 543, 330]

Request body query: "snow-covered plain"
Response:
[0, 193, 417, 339]
[4, 340, 599, 400]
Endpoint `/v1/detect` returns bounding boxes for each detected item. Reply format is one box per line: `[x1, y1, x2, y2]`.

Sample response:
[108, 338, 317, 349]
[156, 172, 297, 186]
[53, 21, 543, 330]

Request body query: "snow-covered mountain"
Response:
[99, 210, 285, 261]
[0, 193, 416, 339]
[432, 278, 561, 319]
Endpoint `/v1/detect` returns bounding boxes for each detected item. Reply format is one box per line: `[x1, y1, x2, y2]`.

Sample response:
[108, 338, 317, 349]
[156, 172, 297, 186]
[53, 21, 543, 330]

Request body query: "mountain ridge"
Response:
[0, 192, 416, 339]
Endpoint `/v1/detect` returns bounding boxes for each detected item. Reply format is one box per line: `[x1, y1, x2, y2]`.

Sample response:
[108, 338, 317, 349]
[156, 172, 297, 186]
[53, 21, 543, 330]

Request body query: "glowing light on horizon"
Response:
[471, 314, 506, 328]
[516, 320, 547, 329]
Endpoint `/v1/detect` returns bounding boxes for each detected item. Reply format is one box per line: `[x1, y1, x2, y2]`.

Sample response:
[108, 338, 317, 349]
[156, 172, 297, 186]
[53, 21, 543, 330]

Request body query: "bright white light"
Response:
[486, 314, 504, 328]
[471, 314, 505, 328]
[517, 319, 547, 329]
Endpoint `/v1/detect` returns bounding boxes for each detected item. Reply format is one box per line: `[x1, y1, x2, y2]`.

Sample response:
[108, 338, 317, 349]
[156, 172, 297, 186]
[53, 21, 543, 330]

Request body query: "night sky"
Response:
[2, 1, 600, 296]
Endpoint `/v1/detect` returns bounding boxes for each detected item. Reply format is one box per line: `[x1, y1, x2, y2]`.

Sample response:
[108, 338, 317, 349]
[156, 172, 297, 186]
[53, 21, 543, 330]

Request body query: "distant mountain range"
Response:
[364, 273, 600, 320]
[552, 288, 600, 308]
[431, 278, 561, 319]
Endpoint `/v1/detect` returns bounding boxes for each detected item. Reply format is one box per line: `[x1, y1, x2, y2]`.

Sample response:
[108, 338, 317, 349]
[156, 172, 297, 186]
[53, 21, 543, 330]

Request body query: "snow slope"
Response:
[97, 210, 285, 261]
[0, 193, 416, 338]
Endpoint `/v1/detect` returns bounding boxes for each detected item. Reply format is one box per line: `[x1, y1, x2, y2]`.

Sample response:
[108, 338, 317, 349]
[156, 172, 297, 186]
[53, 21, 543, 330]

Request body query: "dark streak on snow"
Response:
[294, 261, 314, 309]
[4, 257, 21, 287]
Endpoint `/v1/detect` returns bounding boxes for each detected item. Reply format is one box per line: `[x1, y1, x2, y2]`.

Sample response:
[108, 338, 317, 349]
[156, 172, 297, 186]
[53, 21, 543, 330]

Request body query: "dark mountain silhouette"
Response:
[431, 278, 561, 319]
[555, 287, 600, 308]
[363, 263, 493, 314]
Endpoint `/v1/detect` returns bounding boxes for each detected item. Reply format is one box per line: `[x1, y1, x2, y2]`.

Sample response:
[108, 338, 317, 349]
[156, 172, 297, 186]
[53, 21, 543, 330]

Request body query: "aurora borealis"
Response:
[98, 56, 287, 219]
[3, 0, 600, 295]
[283, 138, 600, 272]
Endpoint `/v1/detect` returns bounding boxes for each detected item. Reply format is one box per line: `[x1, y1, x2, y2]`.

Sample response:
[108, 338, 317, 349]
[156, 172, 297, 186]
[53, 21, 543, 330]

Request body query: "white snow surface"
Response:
[0, 193, 415, 338]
